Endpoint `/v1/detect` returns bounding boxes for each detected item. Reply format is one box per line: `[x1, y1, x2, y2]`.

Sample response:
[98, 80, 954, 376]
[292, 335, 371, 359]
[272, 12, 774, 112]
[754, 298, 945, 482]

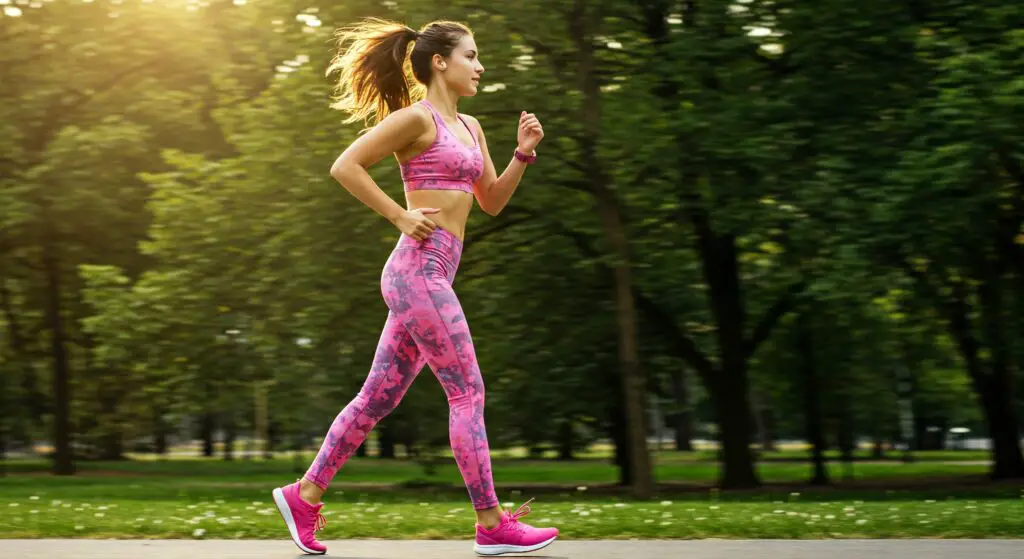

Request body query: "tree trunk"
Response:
[596, 192, 652, 498]
[44, 235, 74, 475]
[222, 415, 236, 461]
[798, 310, 829, 486]
[713, 369, 759, 488]
[567, 0, 651, 498]
[669, 368, 693, 451]
[978, 380, 1024, 478]
[976, 271, 1024, 478]
[609, 398, 632, 486]
[872, 437, 886, 459]
[379, 422, 396, 459]
[557, 420, 575, 461]
[154, 423, 168, 456]
[200, 413, 215, 458]
[706, 235, 759, 489]
[936, 267, 1024, 478]
[264, 415, 276, 460]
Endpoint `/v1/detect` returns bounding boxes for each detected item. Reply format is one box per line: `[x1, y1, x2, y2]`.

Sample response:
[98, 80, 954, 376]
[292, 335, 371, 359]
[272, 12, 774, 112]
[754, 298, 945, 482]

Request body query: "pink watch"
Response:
[514, 149, 536, 164]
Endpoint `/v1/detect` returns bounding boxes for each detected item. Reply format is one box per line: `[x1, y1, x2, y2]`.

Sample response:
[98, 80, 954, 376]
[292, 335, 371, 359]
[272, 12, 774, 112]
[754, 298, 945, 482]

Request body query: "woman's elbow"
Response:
[330, 158, 356, 183]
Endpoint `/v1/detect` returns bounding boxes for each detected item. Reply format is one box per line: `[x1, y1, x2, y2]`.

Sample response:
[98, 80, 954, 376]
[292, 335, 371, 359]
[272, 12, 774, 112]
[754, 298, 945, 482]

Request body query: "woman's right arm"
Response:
[330, 107, 438, 239]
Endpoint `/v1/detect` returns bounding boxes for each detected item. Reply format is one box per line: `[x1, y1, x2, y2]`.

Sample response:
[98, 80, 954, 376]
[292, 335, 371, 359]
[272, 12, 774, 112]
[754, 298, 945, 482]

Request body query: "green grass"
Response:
[1, 456, 1021, 539]
[2, 456, 992, 485]
[2, 483, 1022, 539]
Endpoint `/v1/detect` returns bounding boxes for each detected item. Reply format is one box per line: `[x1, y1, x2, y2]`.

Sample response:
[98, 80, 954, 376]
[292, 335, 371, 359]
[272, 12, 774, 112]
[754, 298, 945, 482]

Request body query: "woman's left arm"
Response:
[468, 111, 544, 216]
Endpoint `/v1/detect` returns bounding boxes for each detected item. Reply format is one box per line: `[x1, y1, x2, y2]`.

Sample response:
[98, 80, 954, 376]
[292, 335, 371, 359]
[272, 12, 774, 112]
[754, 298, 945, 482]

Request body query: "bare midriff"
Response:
[405, 189, 474, 242]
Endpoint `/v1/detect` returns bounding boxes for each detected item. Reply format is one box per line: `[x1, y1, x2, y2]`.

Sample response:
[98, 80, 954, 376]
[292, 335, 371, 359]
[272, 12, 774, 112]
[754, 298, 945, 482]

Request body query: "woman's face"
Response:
[438, 34, 485, 97]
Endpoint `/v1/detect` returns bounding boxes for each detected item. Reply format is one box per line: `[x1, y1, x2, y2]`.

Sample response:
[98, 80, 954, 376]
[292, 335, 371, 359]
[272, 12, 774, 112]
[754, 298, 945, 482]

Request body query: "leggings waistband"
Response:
[395, 226, 464, 255]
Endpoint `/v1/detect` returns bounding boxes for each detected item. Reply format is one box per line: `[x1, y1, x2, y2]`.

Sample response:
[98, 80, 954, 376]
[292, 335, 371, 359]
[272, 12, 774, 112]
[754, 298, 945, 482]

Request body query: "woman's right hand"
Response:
[393, 208, 440, 240]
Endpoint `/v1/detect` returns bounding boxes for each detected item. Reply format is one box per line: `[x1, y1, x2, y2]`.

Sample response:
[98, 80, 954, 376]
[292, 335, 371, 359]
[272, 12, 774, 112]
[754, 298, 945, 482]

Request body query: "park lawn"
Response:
[1, 457, 1021, 539]
[1, 483, 1022, 540]
[1, 457, 992, 486]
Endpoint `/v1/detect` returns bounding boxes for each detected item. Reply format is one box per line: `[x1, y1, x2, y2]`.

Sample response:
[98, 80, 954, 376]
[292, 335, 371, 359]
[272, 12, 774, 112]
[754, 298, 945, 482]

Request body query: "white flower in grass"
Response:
[193, 528, 206, 538]
[95, 513, 105, 518]
[660, 501, 672, 506]
[9, 503, 18, 507]
[856, 519, 868, 525]
[29, 496, 39, 501]
[75, 525, 85, 530]
[644, 519, 654, 524]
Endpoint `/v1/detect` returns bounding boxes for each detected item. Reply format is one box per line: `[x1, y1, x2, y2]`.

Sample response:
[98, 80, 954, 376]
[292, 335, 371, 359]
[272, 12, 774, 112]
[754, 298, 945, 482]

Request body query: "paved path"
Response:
[3, 539, 1023, 559]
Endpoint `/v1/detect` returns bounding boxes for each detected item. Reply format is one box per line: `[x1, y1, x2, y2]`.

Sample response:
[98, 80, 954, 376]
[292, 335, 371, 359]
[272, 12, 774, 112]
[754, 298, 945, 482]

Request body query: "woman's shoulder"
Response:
[458, 112, 483, 135]
[379, 102, 433, 131]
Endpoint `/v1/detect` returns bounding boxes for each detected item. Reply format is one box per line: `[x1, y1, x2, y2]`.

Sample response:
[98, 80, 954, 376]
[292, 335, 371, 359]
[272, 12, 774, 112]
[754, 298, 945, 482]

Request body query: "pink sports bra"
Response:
[400, 100, 484, 194]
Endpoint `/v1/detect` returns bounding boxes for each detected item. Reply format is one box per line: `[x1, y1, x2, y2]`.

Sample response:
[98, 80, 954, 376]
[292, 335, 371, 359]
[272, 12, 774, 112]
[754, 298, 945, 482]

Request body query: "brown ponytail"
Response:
[327, 17, 472, 125]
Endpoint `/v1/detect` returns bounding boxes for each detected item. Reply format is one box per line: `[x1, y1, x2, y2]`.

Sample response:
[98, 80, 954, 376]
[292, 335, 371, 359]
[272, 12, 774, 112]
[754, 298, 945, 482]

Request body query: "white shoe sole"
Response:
[473, 535, 558, 556]
[272, 487, 326, 555]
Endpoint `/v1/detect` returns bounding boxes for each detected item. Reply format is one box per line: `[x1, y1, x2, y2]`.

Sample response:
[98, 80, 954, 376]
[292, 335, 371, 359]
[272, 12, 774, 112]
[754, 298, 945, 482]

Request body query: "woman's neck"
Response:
[425, 86, 460, 120]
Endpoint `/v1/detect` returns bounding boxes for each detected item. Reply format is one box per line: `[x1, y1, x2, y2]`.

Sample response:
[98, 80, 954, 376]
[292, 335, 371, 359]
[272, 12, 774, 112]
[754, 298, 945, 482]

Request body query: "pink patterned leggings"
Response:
[303, 227, 499, 510]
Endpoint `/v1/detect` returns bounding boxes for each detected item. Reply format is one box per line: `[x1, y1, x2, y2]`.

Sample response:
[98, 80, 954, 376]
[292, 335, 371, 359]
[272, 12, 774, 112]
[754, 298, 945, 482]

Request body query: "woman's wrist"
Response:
[514, 147, 537, 164]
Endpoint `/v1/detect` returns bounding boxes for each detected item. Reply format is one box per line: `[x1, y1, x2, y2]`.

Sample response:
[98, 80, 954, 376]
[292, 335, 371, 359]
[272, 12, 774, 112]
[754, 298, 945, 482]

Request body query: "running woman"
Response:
[271, 17, 557, 557]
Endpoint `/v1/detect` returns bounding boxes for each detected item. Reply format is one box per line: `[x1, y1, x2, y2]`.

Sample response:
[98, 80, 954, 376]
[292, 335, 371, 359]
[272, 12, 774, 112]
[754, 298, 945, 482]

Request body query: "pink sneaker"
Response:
[474, 498, 559, 556]
[272, 480, 328, 555]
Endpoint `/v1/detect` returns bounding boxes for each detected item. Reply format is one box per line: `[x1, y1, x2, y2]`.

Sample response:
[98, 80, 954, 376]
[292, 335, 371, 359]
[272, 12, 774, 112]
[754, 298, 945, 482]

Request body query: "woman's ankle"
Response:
[298, 478, 324, 505]
[475, 506, 503, 530]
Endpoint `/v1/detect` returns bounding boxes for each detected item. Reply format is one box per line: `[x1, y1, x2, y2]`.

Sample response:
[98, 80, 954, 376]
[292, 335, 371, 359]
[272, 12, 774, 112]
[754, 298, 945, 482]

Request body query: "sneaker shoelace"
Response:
[294, 479, 327, 534]
[504, 498, 535, 536]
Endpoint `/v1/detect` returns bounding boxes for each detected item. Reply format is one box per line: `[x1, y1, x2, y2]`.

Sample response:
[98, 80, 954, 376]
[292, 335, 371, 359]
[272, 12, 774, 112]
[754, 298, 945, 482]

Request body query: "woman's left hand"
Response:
[516, 111, 544, 154]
